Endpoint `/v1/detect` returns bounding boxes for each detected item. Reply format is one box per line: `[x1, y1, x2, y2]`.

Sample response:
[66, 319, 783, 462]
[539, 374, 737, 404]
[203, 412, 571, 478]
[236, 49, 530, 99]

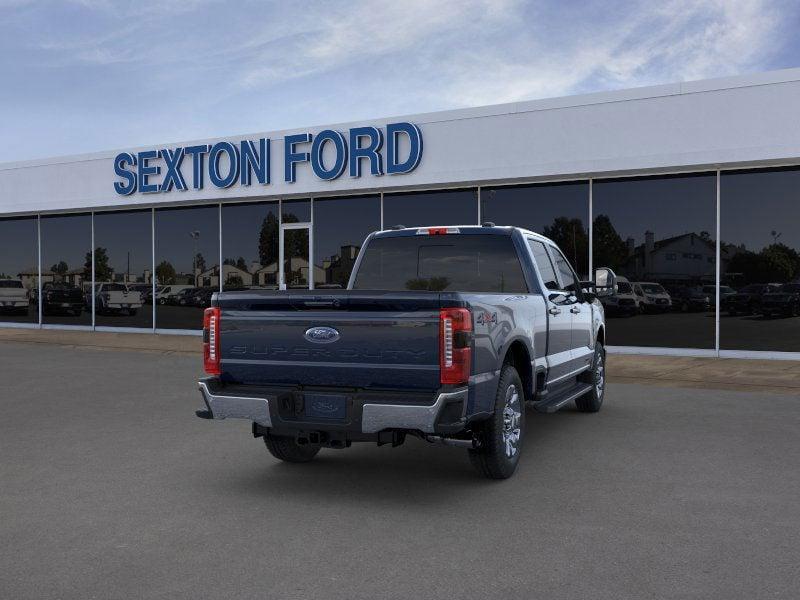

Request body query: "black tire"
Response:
[576, 342, 606, 413]
[468, 364, 525, 480]
[263, 433, 320, 463]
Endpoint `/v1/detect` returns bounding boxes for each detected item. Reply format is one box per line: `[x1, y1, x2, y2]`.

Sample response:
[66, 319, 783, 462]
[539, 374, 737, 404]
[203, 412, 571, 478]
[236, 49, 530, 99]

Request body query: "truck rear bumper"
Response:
[197, 378, 468, 435]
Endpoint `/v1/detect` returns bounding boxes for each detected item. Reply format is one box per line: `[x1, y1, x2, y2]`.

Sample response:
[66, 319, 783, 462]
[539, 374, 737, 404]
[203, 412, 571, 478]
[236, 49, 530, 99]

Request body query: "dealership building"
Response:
[1, 68, 799, 359]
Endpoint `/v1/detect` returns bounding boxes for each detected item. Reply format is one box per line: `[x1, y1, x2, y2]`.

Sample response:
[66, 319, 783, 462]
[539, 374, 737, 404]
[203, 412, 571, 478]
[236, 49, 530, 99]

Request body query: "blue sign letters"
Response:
[113, 122, 422, 195]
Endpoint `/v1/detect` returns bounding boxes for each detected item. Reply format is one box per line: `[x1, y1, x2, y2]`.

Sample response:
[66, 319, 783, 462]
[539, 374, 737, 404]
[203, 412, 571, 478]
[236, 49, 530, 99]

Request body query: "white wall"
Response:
[2, 69, 800, 215]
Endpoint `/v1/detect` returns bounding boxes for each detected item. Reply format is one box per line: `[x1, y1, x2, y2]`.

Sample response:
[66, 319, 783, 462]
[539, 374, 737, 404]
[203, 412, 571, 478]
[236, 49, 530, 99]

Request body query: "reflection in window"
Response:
[528, 239, 559, 291]
[721, 168, 800, 352]
[0, 217, 38, 324]
[222, 202, 278, 291]
[481, 182, 590, 278]
[593, 174, 717, 349]
[155, 205, 219, 330]
[383, 189, 478, 229]
[40, 214, 92, 326]
[353, 234, 527, 293]
[313, 196, 380, 288]
[93, 210, 153, 329]
[282, 199, 310, 223]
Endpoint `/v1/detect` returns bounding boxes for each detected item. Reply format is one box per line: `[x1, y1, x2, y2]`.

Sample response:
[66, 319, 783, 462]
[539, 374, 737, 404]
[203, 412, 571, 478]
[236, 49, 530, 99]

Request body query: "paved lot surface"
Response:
[1, 342, 799, 600]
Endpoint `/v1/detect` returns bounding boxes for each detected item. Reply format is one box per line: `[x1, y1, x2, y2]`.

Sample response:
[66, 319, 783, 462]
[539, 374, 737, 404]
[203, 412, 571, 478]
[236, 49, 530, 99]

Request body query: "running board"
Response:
[532, 383, 593, 413]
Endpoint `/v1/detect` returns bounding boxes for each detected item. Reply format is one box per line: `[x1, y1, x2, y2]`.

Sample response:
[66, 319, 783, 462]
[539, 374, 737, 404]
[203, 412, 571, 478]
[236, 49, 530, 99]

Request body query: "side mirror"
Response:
[594, 267, 617, 297]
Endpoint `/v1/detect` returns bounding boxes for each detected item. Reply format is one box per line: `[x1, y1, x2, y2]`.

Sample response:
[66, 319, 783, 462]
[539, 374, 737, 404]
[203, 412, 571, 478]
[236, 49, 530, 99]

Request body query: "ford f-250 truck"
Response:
[195, 225, 616, 479]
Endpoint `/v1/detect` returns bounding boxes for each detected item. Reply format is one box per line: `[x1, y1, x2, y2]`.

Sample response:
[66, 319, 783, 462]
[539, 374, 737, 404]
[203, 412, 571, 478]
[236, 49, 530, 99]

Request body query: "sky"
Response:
[1, 0, 799, 163]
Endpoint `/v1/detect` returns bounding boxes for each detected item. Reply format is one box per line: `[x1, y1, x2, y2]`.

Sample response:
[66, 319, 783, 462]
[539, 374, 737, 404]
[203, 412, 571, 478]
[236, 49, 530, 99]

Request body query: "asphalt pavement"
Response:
[1, 341, 798, 599]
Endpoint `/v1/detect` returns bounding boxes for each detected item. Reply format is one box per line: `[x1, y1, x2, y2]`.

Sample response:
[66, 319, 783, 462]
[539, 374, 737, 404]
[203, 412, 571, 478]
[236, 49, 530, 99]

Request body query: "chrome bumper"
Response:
[198, 380, 272, 427]
[361, 388, 468, 434]
[197, 380, 468, 434]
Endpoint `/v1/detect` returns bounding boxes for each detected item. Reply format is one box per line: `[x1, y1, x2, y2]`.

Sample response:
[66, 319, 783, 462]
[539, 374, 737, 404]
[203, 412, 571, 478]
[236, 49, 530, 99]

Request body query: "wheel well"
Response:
[503, 341, 533, 401]
[596, 325, 605, 347]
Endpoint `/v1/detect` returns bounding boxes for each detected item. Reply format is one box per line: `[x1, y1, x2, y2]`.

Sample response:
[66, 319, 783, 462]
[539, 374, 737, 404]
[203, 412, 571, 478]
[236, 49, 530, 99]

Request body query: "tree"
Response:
[236, 256, 248, 271]
[225, 274, 244, 289]
[543, 217, 589, 277]
[50, 261, 68, 275]
[194, 253, 206, 273]
[156, 261, 176, 285]
[592, 214, 629, 273]
[84, 247, 113, 283]
[258, 213, 279, 267]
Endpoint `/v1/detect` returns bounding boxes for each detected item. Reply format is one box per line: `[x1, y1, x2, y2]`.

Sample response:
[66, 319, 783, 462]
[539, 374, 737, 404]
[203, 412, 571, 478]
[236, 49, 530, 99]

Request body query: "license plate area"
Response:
[303, 393, 347, 421]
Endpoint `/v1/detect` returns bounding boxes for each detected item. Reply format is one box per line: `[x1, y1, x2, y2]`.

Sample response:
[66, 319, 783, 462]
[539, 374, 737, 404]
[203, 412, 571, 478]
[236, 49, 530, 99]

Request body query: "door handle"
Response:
[570, 306, 581, 314]
[548, 307, 561, 315]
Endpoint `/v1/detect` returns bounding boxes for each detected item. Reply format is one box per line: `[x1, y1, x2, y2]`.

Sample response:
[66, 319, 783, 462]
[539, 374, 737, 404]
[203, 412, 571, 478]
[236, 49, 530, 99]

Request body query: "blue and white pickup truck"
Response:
[196, 225, 616, 479]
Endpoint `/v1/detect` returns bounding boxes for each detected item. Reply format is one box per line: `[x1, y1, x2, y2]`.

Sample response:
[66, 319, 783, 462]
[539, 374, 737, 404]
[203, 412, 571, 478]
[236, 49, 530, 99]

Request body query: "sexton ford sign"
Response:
[112, 122, 423, 196]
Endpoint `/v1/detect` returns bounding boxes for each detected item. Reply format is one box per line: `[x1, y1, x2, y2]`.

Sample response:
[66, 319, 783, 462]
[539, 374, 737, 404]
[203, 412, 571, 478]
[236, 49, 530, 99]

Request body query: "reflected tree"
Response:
[543, 217, 588, 276]
[51, 261, 68, 275]
[592, 214, 628, 272]
[84, 247, 112, 282]
[156, 261, 177, 285]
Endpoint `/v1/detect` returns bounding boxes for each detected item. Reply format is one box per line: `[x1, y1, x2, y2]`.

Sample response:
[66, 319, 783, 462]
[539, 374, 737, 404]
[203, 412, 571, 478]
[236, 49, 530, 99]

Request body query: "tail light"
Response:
[203, 307, 221, 375]
[417, 227, 460, 236]
[440, 308, 472, 385]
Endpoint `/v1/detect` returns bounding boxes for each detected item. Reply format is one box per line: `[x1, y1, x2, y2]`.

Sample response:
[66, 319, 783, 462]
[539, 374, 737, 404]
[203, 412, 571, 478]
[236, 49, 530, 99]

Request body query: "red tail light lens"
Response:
[440, 308, 472, 385]
[203, 307, 221, 375]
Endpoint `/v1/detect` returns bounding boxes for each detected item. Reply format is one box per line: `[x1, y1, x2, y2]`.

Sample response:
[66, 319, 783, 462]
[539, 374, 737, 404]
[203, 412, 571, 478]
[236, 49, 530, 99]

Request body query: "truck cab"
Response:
[195, 225, 614, 479]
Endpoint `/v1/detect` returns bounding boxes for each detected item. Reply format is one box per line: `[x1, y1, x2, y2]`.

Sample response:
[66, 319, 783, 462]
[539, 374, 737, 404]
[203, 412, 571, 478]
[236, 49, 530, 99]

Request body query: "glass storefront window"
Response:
[282, 199, 310, 223]
[313, 195, 381, 288]
[592, 174, 717, 349]
[154, 205, 219, 330]
[221, 202, 279, 291]
[40, 214, 92, 326]
[0, 217, 38, 324]
[720, 168, 800, 352]
[383, 189, 478, 229]
[93, 210, 153, 329]
[481, 182, 590, 278]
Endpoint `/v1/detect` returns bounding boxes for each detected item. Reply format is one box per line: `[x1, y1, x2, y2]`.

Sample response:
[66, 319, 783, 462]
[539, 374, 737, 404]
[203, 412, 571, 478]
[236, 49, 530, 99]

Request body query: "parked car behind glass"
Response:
[759, 283, 800, 318]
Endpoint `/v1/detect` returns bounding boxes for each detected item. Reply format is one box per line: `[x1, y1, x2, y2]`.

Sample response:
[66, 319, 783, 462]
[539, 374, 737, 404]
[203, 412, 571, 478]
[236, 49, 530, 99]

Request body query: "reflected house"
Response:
[253, 262, 278, 288]
[196, 264, 253, 288]
[624, 231, 721, 284]
[321, 245, 360, 287]
[16, 268, 46, 290]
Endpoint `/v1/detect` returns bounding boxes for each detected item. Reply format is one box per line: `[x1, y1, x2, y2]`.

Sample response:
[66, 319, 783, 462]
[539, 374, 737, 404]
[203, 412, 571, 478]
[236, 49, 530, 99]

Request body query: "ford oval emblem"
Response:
[304, 326, 340, 344]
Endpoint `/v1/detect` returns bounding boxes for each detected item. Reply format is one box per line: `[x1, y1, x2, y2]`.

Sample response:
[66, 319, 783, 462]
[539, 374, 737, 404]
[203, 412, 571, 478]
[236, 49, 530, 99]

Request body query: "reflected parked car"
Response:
[0, 279, 31, 315]
[702, 285, 735, 305]
[759, 283, 800, 318]
[187, 287, 215, 308]
[669, 286, 711, 312]
[127, 283, 155, 305]
[171, 287, 199, 306]
[90, 283, 143, 315]
[633, 282, 672, 313]
[600, 276, 639, 316]
[41, 282, 84, 315]
[724, 283, 781, 315]
[156, 285, 195, 305]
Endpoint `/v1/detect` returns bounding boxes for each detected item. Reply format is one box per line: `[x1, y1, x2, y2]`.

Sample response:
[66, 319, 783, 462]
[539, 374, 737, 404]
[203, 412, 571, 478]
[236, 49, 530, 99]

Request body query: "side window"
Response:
[550, 247, 580, 293]
[528, 239, 559, 291]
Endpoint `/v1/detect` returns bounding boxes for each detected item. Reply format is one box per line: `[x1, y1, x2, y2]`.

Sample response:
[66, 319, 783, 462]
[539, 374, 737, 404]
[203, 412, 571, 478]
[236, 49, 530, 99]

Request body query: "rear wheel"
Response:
[468, 364, 525, 480]
[576, 342, 605, 413]
[263, 433, 320, 463]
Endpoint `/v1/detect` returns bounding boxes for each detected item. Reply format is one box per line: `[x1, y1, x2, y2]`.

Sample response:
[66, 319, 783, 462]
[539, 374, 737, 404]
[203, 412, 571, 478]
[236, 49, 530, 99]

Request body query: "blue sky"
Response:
[1, 0, 799, 162]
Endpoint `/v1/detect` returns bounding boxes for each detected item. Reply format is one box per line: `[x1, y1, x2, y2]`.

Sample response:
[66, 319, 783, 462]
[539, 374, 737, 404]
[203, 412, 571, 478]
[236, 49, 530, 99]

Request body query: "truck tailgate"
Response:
[216, 291, 446, 391]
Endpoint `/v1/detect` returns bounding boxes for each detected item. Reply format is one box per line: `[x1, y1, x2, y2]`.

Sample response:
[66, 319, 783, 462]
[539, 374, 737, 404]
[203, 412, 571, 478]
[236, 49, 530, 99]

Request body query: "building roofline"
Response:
[3, 67, 800, 171]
